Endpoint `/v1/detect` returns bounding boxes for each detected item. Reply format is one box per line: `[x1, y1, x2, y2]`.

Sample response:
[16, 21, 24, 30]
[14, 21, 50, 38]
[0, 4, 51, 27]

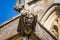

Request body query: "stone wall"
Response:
[0, 0, 60, 40]
[0, 18, 19, 40]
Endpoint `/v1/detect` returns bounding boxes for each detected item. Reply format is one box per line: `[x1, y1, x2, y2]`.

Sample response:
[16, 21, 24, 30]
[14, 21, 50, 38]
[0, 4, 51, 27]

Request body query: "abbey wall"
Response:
[0, 0, 60, 40]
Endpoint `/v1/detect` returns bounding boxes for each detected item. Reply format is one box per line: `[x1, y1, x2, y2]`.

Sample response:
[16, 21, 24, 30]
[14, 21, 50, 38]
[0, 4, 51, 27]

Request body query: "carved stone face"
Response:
[24, 13, 34, 26]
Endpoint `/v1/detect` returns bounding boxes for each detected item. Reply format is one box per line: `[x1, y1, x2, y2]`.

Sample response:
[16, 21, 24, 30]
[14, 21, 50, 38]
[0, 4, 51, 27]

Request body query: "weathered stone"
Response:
[1, 0, 60, 40]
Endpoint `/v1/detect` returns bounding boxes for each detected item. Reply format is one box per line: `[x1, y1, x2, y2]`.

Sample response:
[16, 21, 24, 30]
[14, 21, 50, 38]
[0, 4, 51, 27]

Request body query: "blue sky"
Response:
[0, 0, 21, 24]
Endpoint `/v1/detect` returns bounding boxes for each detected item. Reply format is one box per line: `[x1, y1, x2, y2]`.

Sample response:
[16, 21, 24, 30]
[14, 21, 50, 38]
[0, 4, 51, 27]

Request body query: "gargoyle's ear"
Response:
[17, 14, 25, 32]
[18, 14, 25, 25]
[34, 15, 37, 22]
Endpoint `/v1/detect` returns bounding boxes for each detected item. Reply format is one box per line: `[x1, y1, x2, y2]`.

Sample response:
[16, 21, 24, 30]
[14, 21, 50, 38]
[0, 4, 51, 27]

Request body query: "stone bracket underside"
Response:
[27, 0, 40, 6]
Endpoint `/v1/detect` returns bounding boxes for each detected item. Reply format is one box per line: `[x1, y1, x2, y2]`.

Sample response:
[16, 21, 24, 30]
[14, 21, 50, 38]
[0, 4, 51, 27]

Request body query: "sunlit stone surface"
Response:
[0, 0, 60, 40]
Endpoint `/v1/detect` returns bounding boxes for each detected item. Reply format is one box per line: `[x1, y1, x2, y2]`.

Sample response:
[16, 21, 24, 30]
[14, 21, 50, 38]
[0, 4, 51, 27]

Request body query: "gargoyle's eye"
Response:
[30, 17, 33, 19]
[25, 17, 29, 19]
